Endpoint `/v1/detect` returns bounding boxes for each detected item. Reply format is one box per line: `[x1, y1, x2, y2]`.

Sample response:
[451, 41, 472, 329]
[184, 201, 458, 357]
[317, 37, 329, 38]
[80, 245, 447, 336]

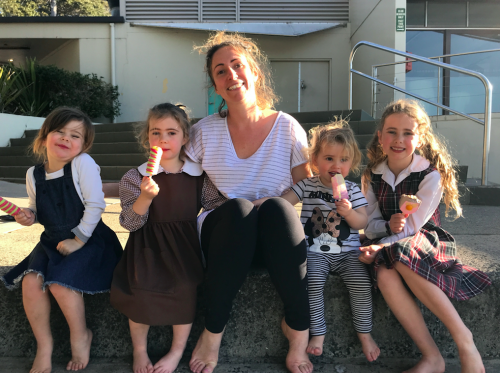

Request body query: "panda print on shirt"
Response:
[304, 207, 351, 253]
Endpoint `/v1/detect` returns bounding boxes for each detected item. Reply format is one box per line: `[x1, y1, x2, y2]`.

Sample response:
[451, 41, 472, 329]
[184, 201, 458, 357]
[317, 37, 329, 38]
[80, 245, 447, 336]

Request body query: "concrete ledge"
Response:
[1, 266, 499, 360]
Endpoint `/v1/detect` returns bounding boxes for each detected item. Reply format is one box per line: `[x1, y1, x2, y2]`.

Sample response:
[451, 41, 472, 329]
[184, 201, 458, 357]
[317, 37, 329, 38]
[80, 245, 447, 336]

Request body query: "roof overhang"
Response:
[130, 22, 346, 37]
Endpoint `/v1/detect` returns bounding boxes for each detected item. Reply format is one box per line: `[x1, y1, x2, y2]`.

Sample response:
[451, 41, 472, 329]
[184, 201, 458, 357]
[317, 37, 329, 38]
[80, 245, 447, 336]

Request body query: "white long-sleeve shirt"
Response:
[26, 153, 106, 243]
[362, 154, 443, 245]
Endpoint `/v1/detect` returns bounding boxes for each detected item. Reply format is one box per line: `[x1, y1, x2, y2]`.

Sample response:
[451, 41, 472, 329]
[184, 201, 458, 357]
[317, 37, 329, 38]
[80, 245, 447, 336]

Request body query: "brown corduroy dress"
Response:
[110, 171, 204, 325]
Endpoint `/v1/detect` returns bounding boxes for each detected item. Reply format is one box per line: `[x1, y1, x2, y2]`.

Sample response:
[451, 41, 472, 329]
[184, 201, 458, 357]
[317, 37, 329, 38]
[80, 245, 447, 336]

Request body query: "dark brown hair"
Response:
[31, 107, 94, 162]
[195, 31, 278, 117]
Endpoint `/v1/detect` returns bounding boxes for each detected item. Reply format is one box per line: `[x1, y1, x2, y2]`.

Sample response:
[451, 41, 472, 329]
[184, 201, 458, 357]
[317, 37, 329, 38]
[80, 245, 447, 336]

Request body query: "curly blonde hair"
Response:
[31, 107, 94, 162]
[194, 31, 278, 116]
[308, 119, 362, 176]
[135, 103, 191, 158]
[362, 99, 462, 218]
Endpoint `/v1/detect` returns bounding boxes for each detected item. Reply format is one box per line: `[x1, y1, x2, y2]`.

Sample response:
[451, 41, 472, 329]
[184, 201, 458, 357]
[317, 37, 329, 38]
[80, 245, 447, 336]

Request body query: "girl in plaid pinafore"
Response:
[360, 100, 491, 373]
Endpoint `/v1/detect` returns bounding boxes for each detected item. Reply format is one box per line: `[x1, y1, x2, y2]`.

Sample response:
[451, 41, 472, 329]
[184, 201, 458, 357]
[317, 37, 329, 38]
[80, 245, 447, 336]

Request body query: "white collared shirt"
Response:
[362, 154, 443, 245]
[26, 153, 105, 243]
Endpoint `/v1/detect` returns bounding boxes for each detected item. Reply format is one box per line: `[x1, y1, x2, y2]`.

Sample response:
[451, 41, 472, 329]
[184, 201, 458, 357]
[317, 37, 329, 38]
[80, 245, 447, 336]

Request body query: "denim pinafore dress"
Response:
[1, 162, 122, 293]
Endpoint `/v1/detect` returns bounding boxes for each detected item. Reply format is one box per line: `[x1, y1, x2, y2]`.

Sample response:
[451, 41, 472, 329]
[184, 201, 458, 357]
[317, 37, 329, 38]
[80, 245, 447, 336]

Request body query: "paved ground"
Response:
[2, 357, 500, 373]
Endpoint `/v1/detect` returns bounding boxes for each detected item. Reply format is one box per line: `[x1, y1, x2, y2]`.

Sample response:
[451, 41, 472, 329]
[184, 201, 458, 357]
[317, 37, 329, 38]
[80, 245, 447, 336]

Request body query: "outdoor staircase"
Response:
[0, 109, 495, 204]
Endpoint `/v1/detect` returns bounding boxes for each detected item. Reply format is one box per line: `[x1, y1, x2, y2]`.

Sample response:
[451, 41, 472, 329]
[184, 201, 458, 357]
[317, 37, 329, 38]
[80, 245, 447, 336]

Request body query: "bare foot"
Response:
[133, 349, 154, 373]
[30, 345, 52, 373]
[306, 335, 324, 356]
[153, 348, 184, 373]
[189, 328, 222, 373]
[403, 354, 445, 373]
[459, 344, 485, 373]
[281, 318, 313, 373]
[66, 328, 92, 371]
[357, 333, 380, 362]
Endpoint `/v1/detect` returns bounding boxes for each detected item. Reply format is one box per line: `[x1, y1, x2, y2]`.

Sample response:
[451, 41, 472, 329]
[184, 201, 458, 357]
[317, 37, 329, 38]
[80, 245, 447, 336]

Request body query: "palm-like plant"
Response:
[12, 58, 49, 117]
[0, 66, 23, 113]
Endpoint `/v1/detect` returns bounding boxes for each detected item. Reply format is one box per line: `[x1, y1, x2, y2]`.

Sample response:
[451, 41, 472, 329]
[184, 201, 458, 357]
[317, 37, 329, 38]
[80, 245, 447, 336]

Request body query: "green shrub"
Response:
[12, 58, 49, 117]
[0, 65, 22, 113]
[7, 59, 121, 120]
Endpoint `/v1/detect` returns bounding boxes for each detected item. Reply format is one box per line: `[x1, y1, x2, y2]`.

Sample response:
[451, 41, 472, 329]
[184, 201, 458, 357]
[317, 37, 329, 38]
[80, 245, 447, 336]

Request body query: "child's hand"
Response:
[335, 199, 353, 217]
[389, 213, 408, 234]
[14, 208, 35, 226]
[140, 176, 159, 200]
[57, 237, 85, 256]
[252, 197, 270, 209]
[359, 244, 384, 264]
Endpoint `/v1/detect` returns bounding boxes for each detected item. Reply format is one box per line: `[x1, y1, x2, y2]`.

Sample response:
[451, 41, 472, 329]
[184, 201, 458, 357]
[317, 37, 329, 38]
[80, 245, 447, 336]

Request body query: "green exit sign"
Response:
[396, 8, 406, 32]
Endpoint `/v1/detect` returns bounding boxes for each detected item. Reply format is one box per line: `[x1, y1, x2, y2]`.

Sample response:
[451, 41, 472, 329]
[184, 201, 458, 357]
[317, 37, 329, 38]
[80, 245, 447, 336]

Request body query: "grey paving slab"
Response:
[2, 357, 500, 373]
[441, 205, 500, 235]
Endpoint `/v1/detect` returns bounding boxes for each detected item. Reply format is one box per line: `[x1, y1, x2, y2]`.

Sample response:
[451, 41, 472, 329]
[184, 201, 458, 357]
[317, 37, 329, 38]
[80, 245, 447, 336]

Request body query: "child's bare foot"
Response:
[30, 345, 52, 373]
[306, 335, 324, 356]
[133, 349, 154, 373]
[153, 348, 184, 373]
[459, 343, 485, 373]
[403, 353, 445, 373]
[66, 328, 92, 371]
[281, 318, 313, 373]
[189, 328, 222, 373]
[357, 333, 380, 362]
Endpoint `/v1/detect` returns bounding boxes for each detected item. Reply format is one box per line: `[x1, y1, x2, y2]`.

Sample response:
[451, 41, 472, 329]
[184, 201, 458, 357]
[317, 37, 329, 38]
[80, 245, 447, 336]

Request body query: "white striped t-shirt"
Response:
[185, 112, 308, 201]
[185, 112, 309, 234]
[291, 176, 368, 253]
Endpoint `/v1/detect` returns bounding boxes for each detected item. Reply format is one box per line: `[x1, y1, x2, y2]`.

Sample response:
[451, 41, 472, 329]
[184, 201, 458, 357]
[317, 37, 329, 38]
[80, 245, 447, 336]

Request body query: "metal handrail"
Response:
[348, 41, 493, 185]
[372, 48, 500, 69]
[371, 48, 500, 115]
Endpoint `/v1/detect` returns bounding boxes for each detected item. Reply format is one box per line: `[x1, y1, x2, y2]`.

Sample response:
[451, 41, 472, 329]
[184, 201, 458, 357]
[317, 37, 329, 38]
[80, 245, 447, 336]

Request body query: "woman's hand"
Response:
[389, 213, 408, 234]
[335, 199, 353, 218]
[140, 176, 159, 200]
[359, 244, 384, 264]
[57, 237, 85, 256]
[14, 208, 35, 226]
[252, 197, 270, 208]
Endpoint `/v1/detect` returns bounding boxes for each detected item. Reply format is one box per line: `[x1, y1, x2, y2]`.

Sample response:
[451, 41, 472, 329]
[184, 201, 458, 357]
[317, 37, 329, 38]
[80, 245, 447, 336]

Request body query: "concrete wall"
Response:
[0, 114, 45, 147]
[350, 0, 406, 117]
[0, 21, 352, 122]
[40, 40, 80, 72]
[431, 113, 500, 184]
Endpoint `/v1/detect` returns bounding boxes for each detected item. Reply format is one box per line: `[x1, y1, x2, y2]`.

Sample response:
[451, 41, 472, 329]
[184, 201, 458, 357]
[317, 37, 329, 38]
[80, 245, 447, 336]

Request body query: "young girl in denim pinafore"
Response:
[1, 107, 122, 373]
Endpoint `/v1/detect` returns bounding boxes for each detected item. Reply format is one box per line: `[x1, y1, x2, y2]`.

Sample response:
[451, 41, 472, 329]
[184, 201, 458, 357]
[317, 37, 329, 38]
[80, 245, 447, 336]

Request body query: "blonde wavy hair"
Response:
[308, 119, 362, 176]
[362, 99, 462, 218]
[135, 103, 191, 158]
[194, 31, 278, 117]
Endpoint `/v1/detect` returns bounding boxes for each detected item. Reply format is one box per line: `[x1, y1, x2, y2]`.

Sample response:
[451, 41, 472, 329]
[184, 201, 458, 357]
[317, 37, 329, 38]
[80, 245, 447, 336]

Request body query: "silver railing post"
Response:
[436, 57, 441, 116]
[349, 41, 493, 185]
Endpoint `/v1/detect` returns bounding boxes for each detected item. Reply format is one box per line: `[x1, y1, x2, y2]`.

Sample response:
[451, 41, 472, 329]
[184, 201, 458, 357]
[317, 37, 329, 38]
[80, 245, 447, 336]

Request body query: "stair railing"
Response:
[371, 48, 500, 118]
[348, 41, 493, 186]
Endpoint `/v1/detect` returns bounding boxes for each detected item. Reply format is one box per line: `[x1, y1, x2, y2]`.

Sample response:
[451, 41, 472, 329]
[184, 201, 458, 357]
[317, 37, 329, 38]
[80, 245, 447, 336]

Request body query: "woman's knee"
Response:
[259, 197, 295, 218]
[223, 198, 256, 221]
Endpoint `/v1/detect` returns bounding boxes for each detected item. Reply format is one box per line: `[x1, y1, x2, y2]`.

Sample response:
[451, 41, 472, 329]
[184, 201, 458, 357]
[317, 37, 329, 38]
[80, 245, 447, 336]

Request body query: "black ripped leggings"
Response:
[200, 197, 310, 333]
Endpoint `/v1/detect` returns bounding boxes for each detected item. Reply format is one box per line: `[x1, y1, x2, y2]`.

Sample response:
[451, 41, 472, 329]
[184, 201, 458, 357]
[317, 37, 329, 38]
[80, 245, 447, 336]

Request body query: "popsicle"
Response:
[145, 146, 163, 177]
[399, 194, 421, 215]
[0, 196, 21, 216]
[331, 173, 349, 200]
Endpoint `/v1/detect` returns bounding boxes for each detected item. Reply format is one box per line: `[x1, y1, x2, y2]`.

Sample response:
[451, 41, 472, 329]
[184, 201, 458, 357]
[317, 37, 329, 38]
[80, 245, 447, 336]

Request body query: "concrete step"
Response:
[10, 132, 138, 147]
[300, 120, 378, 136]
[0, 154, 147, 167]
[289, 109, 374, 123]
[89, 143, 143, 154]
[0, 146, 27, 156]
[23, 123, 139, 139]
[3, 357, 500, 373]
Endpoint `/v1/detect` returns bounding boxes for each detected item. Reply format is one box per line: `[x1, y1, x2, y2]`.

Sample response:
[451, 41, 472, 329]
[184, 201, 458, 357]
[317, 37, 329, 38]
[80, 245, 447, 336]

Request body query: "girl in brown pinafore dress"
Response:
[110, 103, 226, 373]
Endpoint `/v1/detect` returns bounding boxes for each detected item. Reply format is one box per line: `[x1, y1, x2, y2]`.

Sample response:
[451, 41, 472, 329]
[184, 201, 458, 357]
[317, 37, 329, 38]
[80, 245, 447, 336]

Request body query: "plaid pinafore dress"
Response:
[365, 165, 491, 300]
